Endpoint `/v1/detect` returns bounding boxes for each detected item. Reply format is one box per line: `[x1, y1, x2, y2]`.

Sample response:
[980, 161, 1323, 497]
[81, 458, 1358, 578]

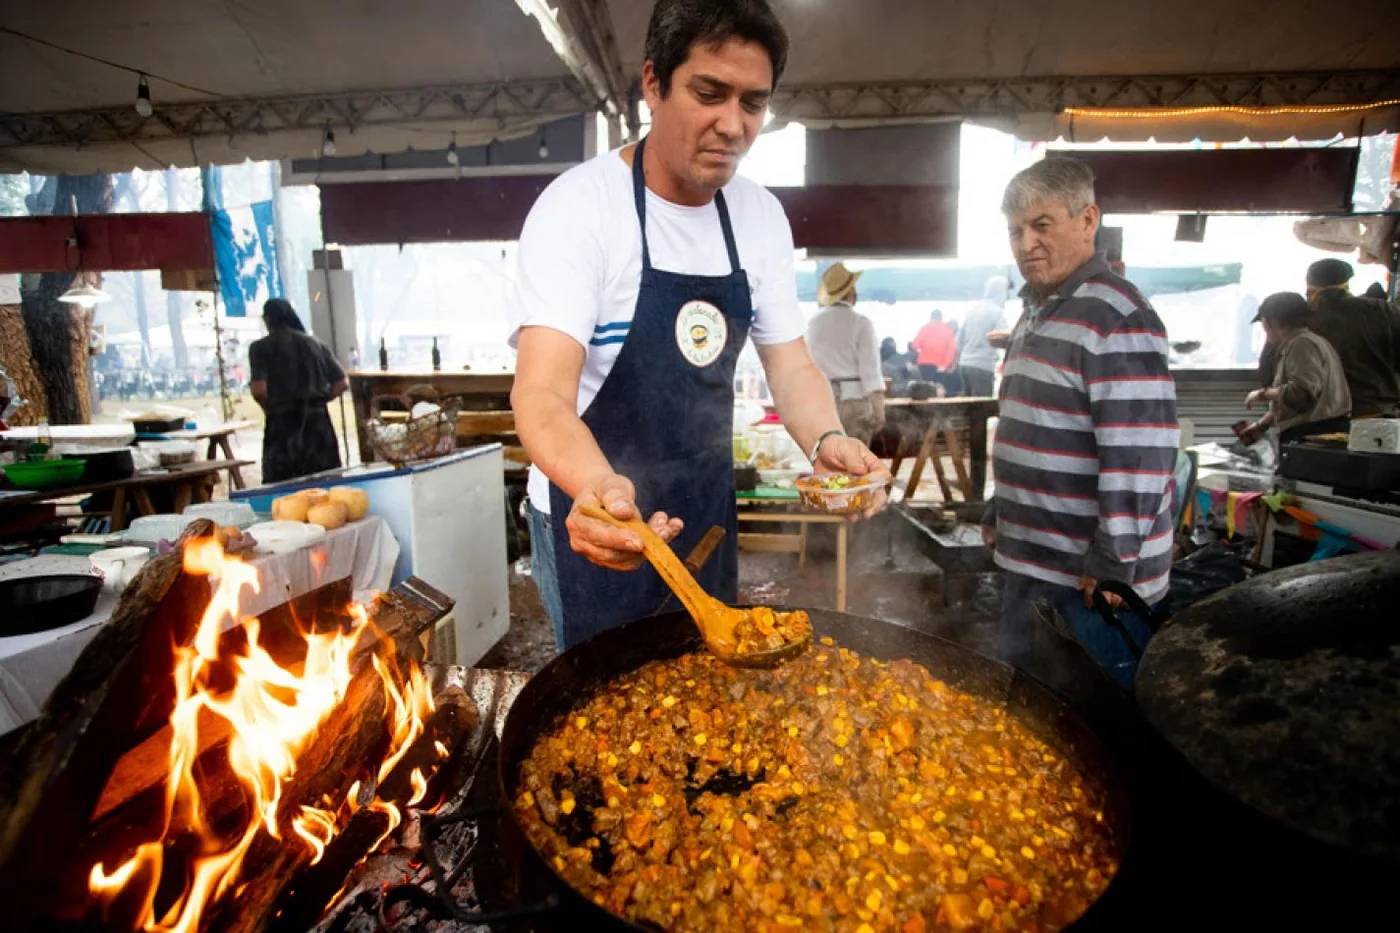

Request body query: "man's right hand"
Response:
[1238, 422, 1265, 446]
[565, 473, 684, 571]
[981, 525, 996, 550]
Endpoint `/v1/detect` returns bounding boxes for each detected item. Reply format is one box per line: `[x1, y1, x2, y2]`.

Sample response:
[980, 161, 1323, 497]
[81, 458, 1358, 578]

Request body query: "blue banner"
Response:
[209, 200, 282, 317]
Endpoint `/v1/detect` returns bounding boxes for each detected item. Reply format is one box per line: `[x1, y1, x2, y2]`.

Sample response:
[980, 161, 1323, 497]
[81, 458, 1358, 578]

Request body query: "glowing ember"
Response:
[87, 538, 437, 932]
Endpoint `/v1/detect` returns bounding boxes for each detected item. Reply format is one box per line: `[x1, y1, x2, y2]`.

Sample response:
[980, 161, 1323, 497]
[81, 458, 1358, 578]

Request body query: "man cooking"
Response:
[1302, 258, 1400, 419]
[983, 157, 1179, 688]
[509, 0, 890, 650]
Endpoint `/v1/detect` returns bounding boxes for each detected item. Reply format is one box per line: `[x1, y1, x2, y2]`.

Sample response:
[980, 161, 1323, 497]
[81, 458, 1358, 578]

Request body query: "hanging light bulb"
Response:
[321, 124, 337, 157]
[537, 130, 550, 160]
[446, 133, 459, 166]
[59, 284, 112, 309]
[134, 73, 153, 118]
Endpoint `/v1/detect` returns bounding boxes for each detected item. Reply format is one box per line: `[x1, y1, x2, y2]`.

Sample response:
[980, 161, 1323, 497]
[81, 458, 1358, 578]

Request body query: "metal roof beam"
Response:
[0, 79, 595, 151]
[514, 0, 631, 135]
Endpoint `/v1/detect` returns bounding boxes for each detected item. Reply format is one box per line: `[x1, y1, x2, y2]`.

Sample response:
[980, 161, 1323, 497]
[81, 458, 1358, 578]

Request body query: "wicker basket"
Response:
[366, 384, 461, 466]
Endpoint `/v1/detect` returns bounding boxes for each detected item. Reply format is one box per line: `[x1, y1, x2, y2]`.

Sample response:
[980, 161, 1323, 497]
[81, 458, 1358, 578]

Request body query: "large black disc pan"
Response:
[498, 607, 1131, 932]
[1135, 549, 1400, 860]
[0, 574, 102, 637]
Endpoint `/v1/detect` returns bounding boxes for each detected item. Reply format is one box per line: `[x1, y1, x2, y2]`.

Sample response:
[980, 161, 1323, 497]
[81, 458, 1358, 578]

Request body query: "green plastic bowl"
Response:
[2, 458, 88, 490]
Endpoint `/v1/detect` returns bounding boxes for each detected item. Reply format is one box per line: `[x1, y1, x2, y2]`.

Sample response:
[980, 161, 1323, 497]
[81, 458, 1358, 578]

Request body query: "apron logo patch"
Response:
[675, 300, 727, 368]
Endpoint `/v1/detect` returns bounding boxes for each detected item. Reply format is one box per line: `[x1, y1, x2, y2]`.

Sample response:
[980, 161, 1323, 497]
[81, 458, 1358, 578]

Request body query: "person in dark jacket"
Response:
[249, 298, 348, 483]
[1305, 259, 1400, 419]
[880, 337, 919, 396]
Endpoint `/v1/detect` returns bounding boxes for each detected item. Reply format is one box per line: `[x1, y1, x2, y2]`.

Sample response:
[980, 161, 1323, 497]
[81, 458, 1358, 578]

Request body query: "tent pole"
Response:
[319, 248, 352, 467]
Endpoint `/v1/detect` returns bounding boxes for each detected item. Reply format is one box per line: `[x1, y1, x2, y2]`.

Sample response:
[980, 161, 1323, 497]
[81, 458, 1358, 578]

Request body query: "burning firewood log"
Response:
[253, 684, 480, 933]
[0, 519, 219, 923]
[0, 522, 459, 932]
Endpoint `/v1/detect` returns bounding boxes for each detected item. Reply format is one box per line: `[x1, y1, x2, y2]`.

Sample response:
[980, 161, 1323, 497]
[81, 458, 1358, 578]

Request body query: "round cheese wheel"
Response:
[306, 500, 348, 530]
[271, 494, 311, 522]
[299, 488, 330, 506]
[328, 486, 370, 521]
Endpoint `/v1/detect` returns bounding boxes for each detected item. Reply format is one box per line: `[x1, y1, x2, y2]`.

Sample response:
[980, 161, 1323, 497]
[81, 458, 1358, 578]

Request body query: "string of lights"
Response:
[1064, 99, 1400, 120]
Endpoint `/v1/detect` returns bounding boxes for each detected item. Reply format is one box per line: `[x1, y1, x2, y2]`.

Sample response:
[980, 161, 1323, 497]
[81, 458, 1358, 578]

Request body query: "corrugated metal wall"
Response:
[1174, 369, 1258, 445]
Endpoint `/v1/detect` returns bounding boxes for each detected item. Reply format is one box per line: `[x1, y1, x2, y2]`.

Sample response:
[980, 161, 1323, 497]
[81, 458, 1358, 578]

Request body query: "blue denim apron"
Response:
[548, 137, 754, 649]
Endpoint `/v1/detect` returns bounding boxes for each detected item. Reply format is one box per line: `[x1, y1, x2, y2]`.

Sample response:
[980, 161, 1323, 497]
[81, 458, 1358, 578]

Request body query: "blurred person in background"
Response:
[957, 275, 1010, 397]
[911, 309, 960, 395]
[249, 298, 348, 483]
[1240, 292, 1350, 445]
[985, 157, 1179, 689]
[881, 336, 919, 396]
[806, 262, 885, 443]
[1304, 259, 1400, 419]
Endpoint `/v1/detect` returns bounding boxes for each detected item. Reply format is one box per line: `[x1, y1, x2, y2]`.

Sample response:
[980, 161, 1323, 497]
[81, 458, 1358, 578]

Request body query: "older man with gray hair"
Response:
[984, 157, 1179, 688]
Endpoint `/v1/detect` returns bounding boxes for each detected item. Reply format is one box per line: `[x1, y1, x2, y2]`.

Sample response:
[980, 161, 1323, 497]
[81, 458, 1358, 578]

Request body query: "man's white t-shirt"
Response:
[508, 148, 806, 514]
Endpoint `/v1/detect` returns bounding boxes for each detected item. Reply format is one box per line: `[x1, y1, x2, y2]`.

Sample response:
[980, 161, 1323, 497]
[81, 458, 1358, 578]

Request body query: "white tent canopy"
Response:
[2, 0, 1397, 174]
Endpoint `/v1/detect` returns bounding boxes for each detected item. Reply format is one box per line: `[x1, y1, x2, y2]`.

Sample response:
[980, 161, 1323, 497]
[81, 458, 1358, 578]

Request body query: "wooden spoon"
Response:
[577, 504, 810, 667]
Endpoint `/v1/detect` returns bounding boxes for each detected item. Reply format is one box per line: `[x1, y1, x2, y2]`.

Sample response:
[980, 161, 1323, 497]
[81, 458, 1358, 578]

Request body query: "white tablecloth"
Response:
[0, 516, 398, 734]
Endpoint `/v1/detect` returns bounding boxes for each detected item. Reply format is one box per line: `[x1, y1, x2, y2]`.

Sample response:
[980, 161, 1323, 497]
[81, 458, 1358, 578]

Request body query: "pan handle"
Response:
[1091, 580, 1168, 660]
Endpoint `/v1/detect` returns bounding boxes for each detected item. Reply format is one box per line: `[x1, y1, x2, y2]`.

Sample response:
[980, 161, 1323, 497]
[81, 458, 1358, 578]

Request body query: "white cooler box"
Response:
[1349, 419, 1400, 455]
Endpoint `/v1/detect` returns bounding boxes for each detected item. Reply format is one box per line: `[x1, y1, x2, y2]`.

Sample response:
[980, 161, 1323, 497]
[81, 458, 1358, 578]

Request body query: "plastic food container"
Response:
[757, 467, 803, 488]
[140, 439, 197, 467]
[183, 501, 258, 528]
[794, 472, 884, 514]
[124, 513, 197, 547]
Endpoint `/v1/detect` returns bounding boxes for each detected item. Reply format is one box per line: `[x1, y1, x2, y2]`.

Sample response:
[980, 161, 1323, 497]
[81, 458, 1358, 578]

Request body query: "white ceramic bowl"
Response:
[90, 546, 151, 591]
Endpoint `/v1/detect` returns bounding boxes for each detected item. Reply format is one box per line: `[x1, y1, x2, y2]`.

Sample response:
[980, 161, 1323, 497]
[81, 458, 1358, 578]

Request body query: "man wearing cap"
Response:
[805, 262, 885, 442]
[1240, 292, 1351, 445]
[1304, 258, 1400, 419]
[509, 0, 890, 651]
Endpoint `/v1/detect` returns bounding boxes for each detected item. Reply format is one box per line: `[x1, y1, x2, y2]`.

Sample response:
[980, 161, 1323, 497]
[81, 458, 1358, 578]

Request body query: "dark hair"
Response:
[263, 298, 306, 333]
[1257, 292, 1311, 330]
[1306, 258, 1353, 288]
[645, 0, 789, 96]
[929, 309, 944, 323]
[880, 337, 896, 361]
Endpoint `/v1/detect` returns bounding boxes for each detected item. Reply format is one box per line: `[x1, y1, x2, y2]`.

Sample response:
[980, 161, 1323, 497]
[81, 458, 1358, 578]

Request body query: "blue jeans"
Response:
[999, 572, 1154, 689]
[528, 503, 567, 652]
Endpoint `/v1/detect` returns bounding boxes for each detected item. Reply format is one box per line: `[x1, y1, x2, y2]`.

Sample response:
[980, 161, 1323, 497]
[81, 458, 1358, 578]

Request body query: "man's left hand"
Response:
[814, 436, 893, 520]
[1079, 575, 1124, 611]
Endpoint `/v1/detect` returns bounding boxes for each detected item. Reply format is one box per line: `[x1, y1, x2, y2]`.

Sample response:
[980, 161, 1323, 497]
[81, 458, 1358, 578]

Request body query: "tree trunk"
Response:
[19, 173, 114, 424]
[164, 168, 190, 369]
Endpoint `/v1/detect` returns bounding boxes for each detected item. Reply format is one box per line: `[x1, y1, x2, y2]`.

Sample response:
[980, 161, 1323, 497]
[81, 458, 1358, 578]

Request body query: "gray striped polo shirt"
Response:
[988, 254, 1180, 604]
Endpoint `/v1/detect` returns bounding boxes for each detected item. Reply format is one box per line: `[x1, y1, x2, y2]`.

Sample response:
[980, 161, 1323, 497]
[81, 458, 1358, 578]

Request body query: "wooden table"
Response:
[736, 494, 849, 611]
[0, 459, 253, 531]
[166, 420, 256, 490]
[884, 397, 998, 504]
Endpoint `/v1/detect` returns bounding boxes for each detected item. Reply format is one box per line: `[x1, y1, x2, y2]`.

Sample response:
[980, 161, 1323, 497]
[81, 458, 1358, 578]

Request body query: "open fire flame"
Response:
[88, 538, 436, 933]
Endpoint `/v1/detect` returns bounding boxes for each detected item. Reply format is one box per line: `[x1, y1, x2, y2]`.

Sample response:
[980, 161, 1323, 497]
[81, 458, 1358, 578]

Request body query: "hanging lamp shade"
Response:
[57, 284, 111, 308]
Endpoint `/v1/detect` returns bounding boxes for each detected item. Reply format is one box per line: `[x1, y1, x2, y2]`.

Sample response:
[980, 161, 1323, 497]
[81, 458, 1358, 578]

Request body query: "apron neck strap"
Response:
[713, 189, 741, 274]
[631, 135, 743, 275]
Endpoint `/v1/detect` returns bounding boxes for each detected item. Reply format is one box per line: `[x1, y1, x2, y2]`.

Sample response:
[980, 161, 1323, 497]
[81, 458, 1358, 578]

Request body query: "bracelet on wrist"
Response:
[809, 429, 846, 464]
